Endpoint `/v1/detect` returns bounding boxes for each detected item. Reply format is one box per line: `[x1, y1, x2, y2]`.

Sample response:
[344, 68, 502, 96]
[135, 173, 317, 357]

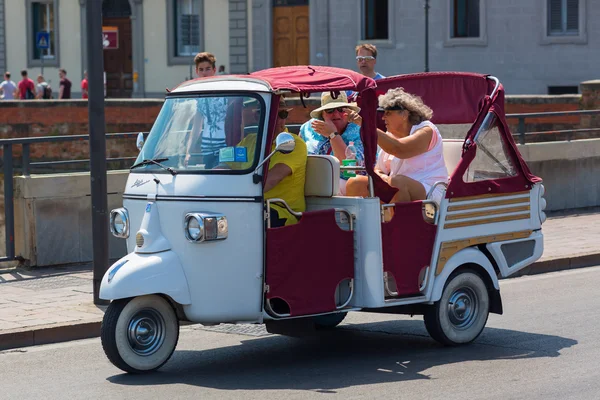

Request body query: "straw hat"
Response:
[310, 91, 361, 119]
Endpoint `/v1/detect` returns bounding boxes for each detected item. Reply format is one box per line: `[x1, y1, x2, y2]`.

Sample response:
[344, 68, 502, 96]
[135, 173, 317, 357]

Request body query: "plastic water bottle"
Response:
[343, 142, 358, 178]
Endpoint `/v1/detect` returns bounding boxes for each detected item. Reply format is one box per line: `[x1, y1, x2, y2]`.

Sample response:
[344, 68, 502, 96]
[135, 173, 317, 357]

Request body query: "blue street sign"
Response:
[36, 32, 50, 49]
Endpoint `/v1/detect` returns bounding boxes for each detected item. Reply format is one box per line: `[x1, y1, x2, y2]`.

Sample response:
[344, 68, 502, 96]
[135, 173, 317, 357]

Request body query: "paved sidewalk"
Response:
[1, 210, 600, 351]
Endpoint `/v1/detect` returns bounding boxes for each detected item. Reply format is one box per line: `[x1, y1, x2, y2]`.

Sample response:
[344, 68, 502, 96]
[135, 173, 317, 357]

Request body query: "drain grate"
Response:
[200, 323, 270, 337]
[1, 275, 90, 290]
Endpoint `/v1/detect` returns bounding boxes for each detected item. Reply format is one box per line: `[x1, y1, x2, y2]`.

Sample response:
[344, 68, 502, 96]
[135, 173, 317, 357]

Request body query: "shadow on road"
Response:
[107, 319, 577, 392]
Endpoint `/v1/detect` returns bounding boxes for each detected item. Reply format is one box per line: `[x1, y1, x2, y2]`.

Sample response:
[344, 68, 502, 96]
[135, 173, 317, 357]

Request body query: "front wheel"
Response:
[101, 295, 180, 374]
[424, 271, 489, 346]
[313, 312, 347, 329]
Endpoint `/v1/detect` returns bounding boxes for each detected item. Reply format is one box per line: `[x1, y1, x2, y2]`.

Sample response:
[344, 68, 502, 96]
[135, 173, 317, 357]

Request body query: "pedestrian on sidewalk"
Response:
[58, 68, 72, 99]
[81, 70, 88, 99]
[218, 65, 226, 75]
[36, 75, 53, 99]
[355, 44, 385, 80]
[0, 71, 17, 100]
[16, 70, 36, 100]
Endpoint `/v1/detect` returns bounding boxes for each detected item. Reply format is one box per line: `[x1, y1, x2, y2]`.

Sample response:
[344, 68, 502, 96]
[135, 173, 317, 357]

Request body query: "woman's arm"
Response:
[377, 126, 433, 159]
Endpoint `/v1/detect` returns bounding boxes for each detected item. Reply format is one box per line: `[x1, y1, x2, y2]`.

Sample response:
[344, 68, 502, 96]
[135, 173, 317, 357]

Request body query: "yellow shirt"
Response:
[265, 134, 307, 225]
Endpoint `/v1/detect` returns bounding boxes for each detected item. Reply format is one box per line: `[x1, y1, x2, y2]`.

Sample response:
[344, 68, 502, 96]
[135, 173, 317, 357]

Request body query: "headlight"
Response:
[184, 213, 228, 243]
[110, 208, 129, 238]
[184, 214, 204, 242]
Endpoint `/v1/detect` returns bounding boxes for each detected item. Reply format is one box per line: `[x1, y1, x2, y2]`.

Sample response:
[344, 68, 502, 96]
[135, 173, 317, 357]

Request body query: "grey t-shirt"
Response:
[0, 80, 17, 100]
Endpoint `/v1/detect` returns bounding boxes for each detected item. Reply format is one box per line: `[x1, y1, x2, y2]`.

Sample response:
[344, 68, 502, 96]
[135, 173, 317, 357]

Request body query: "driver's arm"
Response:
[263, 163, 292, 192]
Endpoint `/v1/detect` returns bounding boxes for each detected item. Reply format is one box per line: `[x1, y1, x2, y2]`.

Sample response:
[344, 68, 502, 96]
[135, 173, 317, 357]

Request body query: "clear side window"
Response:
[463, 113, 518, 182]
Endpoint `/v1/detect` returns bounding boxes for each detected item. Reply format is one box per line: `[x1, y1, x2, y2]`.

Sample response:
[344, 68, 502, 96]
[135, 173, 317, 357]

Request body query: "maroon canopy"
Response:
[373, 72, 496, 125]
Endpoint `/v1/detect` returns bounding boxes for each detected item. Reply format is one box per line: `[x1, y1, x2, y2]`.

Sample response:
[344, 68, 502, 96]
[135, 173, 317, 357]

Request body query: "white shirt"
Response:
[0, 80, 17, 100]
[376, 120, 449, 187]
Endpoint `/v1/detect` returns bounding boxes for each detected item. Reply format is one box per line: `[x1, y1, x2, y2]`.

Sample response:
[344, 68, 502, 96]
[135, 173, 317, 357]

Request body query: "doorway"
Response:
[272, 0, 309, 67]
[102, 0, 133, 98]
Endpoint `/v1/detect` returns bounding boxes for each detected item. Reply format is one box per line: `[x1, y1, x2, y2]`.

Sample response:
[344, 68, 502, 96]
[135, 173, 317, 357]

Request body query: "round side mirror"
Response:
[275, 132, 295, 154]
[136, 132, 145, 151]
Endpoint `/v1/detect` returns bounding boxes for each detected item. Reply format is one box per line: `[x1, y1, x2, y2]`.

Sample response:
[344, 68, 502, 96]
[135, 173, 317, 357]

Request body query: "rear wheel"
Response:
[313, 312, 347, 329]
[424, 271, 489, 346]
[101, 295, 179, 374]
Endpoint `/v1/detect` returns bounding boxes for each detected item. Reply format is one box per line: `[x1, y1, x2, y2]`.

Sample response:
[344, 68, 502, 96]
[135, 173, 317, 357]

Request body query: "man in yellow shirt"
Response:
[263, 98, 307, 227]
[228, 97, 307, 226]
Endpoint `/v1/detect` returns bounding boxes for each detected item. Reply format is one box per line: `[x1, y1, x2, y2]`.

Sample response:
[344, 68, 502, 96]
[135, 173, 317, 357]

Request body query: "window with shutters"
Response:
[167, 0, 205, 65]
[444, 0, 487, 46]
[26, 0, 60, 67]
[542, 0, 586, 44]
[548, 0, 579, 35]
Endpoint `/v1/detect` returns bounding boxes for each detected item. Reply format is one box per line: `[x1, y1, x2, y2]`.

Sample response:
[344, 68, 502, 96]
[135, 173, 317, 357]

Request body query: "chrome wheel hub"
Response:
[127, 308, 166, 356]
[447, 287, 478, 330]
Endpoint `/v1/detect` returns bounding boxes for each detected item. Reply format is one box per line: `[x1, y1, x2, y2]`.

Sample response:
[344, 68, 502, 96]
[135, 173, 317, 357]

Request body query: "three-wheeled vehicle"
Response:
[100, 66, 546, 373]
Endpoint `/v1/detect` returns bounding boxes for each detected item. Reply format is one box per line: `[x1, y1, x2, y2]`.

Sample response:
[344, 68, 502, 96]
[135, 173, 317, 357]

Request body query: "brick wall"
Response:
[0, 99, 163, 166]
[1, 92, 597, 168]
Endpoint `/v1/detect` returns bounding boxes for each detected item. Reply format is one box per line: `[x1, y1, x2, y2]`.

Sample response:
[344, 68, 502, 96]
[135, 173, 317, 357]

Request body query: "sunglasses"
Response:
[324, 107, 346, 114]
[277, 110, 289, 119]
[356, 56, 375, 61]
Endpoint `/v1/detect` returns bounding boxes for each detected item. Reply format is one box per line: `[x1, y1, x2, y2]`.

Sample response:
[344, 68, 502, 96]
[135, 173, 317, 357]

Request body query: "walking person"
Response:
[58, 68, 72, 99]
[0, 71, 17, 100]
[36, 75, 53, 99]
[81, 71, 88, 99]
[16, 70, 36, 100]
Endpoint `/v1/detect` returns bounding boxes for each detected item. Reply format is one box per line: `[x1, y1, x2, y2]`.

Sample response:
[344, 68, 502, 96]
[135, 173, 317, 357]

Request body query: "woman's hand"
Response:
[311, 119, 337, 137]
[347, 110, 362, 127]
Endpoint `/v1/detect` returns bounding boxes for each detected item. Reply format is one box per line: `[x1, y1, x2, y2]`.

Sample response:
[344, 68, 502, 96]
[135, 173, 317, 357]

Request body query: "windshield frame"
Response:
[133, 91, 268, 175]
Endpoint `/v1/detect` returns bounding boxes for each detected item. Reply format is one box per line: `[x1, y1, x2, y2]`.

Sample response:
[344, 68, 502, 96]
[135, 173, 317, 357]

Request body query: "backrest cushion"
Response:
[442, 139, 464, 175]
[305, 155, 340, 197]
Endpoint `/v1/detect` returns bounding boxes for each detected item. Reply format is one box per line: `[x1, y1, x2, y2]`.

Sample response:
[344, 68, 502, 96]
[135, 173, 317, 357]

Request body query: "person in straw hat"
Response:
[299, 91, 364, 195]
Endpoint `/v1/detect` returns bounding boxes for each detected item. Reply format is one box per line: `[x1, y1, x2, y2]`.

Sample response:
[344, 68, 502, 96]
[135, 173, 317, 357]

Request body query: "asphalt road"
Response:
[2, 266, 599, 400]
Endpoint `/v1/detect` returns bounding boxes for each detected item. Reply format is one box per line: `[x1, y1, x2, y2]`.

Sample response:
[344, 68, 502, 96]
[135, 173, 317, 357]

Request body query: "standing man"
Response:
[81, 71, 88, 99]
[16, 70, 36, 100]
[36, 75, 52, 99]
[355, 44, 385, 80]
[0, 72, 17, 100]
[190, 52, 228, 168]
[58, 68, 72, 99]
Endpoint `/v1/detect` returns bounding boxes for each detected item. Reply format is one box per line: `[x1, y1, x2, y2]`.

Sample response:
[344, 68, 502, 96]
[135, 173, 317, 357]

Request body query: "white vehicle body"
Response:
[99, 69, 546, 374]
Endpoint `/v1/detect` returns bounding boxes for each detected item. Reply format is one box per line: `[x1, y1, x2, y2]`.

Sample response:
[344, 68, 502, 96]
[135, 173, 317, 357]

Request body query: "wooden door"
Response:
[272, 2, 309, 67]
[103, 17, 133, 98]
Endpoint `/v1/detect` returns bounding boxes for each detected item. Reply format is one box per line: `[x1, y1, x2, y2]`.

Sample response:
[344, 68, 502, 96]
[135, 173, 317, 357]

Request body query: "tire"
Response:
[424, 271, 490, 346]
[101, 295, 180, 374]
[313, 312, 347, 329]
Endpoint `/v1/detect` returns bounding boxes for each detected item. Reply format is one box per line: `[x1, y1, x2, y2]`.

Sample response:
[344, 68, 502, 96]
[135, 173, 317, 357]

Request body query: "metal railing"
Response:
[507, 109, 600, 145]
[0, 132, 143, 263]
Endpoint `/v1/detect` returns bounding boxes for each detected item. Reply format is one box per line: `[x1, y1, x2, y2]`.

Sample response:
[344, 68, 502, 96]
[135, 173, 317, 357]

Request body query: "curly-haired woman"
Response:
[346, 87, 448, 203]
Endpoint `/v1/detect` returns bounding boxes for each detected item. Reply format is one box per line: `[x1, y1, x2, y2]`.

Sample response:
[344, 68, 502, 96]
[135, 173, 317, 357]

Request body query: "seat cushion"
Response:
[305, 155, 340, 197]
[442, 139, 464, 174]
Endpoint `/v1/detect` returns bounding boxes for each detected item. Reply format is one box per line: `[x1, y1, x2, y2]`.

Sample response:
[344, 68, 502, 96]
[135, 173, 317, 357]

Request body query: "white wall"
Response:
[143, 0, 230, 95]
[4, 0, 82, 94]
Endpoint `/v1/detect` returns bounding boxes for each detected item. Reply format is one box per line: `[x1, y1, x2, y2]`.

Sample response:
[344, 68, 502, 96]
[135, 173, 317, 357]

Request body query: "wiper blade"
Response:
[130, 158, 177, 175]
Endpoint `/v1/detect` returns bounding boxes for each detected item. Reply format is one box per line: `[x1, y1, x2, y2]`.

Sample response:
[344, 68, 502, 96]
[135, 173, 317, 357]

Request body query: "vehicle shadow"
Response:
[107, 319, 577, 393]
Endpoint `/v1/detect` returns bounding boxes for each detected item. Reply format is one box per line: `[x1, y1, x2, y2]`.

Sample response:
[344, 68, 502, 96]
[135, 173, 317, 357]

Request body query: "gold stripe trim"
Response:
[447, 197, 530, 212]
[443, 213, 530, 229]
[445, 205, 531, 221]
[449, 190, 530, 203]
[435, 230, 533, 275]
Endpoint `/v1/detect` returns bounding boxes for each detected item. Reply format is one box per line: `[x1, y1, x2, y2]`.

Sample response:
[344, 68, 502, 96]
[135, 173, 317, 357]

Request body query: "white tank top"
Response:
[376, 121, 449, 187]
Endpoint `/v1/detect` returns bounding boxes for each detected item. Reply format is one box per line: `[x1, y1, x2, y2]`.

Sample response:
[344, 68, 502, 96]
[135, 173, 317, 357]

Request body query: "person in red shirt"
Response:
[81, 70, 88, 99]
[17, 70, 36, 100]
[58, 68, 72, 99]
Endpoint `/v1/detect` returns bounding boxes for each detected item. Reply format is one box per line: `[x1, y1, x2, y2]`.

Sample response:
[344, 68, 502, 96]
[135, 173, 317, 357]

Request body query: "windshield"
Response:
[134, 94, 265, 173]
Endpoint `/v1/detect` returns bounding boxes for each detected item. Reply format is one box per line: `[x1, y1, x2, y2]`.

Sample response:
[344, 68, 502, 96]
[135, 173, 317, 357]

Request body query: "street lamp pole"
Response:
[424, 0, 430, 72]
[86, 0, 109, 305]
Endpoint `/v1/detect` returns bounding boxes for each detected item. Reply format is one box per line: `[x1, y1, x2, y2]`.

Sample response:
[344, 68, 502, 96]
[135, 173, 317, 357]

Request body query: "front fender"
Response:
[430, 247, 499, 303]
[100, 251, 191, 304]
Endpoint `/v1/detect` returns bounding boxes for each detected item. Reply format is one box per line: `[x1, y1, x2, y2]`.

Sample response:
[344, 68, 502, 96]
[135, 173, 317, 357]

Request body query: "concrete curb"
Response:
[0, 320, 101, 351]
[1, 253, 600, 352]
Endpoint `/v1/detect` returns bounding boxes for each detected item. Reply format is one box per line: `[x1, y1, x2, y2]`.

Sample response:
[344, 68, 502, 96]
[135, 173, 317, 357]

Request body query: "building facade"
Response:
[1, 0, 596, 97]
[1, 0, 248, 98]
[252, 0, 598, 95]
